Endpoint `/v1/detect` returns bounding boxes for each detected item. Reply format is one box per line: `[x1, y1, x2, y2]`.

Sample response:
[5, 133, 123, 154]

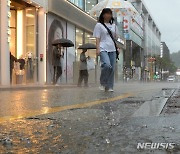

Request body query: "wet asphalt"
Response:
[0, 82, 179, 153]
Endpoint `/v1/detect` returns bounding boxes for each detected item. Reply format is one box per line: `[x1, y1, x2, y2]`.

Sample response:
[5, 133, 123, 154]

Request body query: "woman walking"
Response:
[93, 8, 119, 92]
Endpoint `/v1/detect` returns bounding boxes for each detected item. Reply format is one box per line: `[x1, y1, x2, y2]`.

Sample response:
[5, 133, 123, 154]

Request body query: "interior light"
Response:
[17, 10, 23, 59]
[26, 14, 34, 18]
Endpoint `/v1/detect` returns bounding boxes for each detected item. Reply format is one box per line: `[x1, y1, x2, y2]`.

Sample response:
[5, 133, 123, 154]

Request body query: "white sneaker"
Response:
[99, 86, 105, 91]
[108, 88, 114, 92]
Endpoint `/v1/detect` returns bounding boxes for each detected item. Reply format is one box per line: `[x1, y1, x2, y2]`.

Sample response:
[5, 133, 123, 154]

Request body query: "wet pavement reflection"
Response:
[0, 82, 179, 153]
[0, 82, 178, 119]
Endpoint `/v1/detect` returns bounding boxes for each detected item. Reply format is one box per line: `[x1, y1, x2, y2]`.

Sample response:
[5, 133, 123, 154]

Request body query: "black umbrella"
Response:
[52, 38, 74, 47]
[78, 43, 96, 49]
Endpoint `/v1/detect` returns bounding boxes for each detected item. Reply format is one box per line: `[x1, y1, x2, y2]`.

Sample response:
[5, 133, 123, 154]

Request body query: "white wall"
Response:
[38, 8, 46, 84]
[0, 0, 10, 85]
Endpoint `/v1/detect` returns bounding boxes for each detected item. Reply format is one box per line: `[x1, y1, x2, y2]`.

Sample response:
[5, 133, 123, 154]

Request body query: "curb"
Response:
[132, 88, 176, 117]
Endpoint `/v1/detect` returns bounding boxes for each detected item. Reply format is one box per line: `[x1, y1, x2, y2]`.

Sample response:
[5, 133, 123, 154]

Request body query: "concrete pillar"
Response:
[0, 0, 10, 85]
[38, 8, 47, 84]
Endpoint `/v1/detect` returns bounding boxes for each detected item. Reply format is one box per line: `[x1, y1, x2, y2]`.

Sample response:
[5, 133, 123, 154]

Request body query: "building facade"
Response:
[0, 0, 47, 85]
[47, 0, 98, 84]
[127, 0, 161, 81]
[160, 42, 170, 60]
[0, 0, 161, 86]
[0, 0, 100, 86]
[0, 0, 126, 86]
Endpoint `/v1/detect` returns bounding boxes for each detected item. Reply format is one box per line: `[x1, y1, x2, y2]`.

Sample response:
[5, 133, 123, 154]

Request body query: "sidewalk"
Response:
[0, 81, 178, 91]
[0, 85, 179, 153]
[0, 83, 78, 91]
[0, 81, 136, 91]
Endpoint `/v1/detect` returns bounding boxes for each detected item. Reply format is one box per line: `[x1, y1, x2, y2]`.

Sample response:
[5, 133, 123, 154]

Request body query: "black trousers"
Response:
[10, 68, 13, 84]
[78, 70, 88, 86]
[53, 66, 62, 84]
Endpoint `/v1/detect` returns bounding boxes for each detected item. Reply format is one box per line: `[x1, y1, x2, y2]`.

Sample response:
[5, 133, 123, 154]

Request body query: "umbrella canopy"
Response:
[52, 38, 74, 47]
[78, 43, 96, 50]
[89, 0, 139, 18]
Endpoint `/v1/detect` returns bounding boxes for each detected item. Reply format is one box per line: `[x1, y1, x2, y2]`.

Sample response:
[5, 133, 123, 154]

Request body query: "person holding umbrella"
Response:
[77, 49, 90, 87]
[52, 44, 63, 85]
[93, 8, 119, 92]
[77, 43, 96, 87]
[52, 38, 74, 85]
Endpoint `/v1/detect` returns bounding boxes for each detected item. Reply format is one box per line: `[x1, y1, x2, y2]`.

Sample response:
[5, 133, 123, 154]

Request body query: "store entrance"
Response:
[10, 0, 38, 84]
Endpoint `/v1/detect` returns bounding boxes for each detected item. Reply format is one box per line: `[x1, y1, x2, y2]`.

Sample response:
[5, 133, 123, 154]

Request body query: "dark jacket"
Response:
[17, 59, 25, 70]
[52, 47, 63, 67]
[10, 52, 17, 70]
[79, 52, 87, 70]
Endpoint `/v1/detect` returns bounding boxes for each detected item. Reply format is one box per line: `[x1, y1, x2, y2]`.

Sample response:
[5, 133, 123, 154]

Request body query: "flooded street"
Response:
[0, 0, 180, 153]
[0, 82, 180, 153]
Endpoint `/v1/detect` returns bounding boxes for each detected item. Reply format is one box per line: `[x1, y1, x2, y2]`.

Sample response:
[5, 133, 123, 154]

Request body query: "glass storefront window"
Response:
[26, 8, 35, 25]
[9, 1, 38, 84]
[116, 16, 124, 36]
[75, 29, 96, 61]
[25, 7, 37, 83]
[10, 10, 16, 56]
[68, 0, 98, 13]
[25, 8, 36, 57]
[85, 33, 95, 44]
[26, 26, 35, 55]
[85, 32, 97, 60]
[75, 28, 84, 61]
[69, 0, 84, 10]
[85, 0, 97, 13]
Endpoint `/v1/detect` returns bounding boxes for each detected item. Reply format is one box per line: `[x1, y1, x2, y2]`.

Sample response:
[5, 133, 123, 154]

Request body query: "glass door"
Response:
[10, 10, 17, 57]
[25, 7, 38, 84]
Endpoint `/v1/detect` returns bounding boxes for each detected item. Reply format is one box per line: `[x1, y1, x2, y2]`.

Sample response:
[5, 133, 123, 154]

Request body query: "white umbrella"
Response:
[89, 0, 139, 18]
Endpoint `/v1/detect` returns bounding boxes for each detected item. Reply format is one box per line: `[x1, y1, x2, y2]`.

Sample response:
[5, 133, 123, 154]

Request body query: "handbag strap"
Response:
[102, 23, 116, 46]
[101, 23, 119, 60]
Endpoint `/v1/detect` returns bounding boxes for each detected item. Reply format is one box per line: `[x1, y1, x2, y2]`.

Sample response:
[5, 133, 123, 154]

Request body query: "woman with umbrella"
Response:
[93, 8, 119, 92]
[52, 44, 63, 85]
[52, 38, 74, 85]
[77, 43, 96, 87]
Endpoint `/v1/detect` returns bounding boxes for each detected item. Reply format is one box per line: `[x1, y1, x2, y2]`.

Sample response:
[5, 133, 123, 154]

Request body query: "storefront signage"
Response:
[7, 0, 11, 43]
[148, 57, 156, 62]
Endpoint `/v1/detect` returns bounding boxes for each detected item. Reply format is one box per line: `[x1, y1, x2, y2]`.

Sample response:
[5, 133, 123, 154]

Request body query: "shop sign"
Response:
[7, 0, 11, 43]
[148, 57, 156, 62]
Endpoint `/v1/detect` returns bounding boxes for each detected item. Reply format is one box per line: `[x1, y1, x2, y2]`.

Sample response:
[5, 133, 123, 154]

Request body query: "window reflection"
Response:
[10, 10, 16, 57]
[68, 0, 98, 13]
[69, 0, 84, 9]
[85, 0, 97, 13]
[85, 32, 96, 60]
[25, 8, 36, 56]
[75, 28, 83, 61]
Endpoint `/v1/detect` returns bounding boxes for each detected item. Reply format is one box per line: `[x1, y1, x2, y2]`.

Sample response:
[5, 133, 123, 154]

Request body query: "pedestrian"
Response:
[10, 52, 17, 84]
[52, 44, 63, 85]
[93, 8, 119, 92]
[78, 49, 89, 87]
